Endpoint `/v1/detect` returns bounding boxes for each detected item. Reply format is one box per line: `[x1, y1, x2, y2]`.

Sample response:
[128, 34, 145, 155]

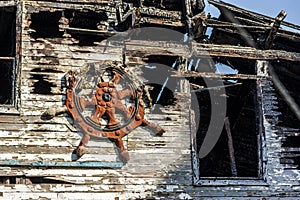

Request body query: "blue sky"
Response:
[205, 0, 300, 27]
[203, 0, 300, 73]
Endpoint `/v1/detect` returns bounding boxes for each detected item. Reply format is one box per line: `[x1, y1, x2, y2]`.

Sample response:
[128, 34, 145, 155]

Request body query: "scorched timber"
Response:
[125, 40, 300, 61]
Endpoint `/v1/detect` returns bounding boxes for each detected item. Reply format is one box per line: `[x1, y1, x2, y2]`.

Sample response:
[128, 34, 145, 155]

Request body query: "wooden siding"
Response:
[0, 1, 194, 199]
[0, 0, 299, 199]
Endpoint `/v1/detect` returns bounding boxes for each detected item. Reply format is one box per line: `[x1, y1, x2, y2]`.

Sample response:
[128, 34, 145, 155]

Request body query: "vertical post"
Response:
[183, 0, 193, 39]
[224, 117, 237, 177]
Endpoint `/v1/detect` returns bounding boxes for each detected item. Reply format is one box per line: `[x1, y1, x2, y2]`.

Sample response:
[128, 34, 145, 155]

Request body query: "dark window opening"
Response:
[30, 11, 63, 38]
[141, 61, 180, 110]
[192, 77, 259, 178]
[147, 83, 176, 106]
[65, 10, 108, 30]
[0, 7, 16, 105]
[139, 23, 185, 36]
[0, 7, 16, 57]
[214, 57, 256, 75]
[143, 55, 180, 69]
[0, 60, 14, 104]
[63, 9, 110, 45]
[74, 34, 108, 46]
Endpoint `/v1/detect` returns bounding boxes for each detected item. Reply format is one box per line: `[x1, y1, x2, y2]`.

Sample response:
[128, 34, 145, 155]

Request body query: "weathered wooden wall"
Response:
[0, 1, 194, 199]
[0, 0, 300, 199]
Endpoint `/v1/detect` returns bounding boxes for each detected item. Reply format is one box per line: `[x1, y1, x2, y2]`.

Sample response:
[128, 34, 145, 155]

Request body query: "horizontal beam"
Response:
[0, 159, 123, 168]
[193, 43, 300, 61]
[125, 40, 300, 62]
[206, 19, 270, 30]
[60, 26, 123, 37]
[0, 57, 15, 61]
[173, 71, 259, 80]
[0, 1, 15, 7]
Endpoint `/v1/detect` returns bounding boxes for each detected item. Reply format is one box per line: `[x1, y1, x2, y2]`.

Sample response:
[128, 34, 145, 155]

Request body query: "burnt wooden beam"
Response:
[193, 43, 300, 61]
[264, 10, 287, 49]
[58, 26, 122, 37]
[208, 0, 300, 31]
[140, 17, 183, 27]
[173, 71, 259, 80]
[206, 18, 271, 30]
[224, 117, 237, 177]
[277, 32, 300, 42]
[140, 7, 181, 20]
[125, 40, 300, 61]
[234, 16, 269, 27]
[191, 12, 208, 39]
[125, 40, 189, 57]
[183, 0, 193, 37]
[190, 83, 243, 92]
[54, 0, 110, 5]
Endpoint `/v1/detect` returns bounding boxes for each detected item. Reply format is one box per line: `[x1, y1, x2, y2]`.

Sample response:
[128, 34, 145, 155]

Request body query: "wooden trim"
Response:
[0, 57, 15, 60]
[0, 1, 15, 7]
[195, 179, 268, 186]
[0, 160, 123, 168]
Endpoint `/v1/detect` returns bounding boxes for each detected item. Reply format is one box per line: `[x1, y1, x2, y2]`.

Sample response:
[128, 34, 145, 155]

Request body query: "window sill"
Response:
[194, 178, 268, 186]
[0, 106, 20, 115]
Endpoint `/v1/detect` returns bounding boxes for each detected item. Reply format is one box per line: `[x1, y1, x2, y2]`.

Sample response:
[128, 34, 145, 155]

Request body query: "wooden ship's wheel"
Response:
[43, 63, 165, 164]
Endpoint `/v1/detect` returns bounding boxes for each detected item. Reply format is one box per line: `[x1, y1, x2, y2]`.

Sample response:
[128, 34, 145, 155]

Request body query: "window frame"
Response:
[0, 2, 21, 114]
[191, 62, 268, 186]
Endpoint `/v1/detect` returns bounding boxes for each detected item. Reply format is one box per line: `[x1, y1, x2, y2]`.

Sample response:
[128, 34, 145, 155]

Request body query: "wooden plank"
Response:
[140, 7, 181, 20]
[173, 71, 259, 80]
[224, 117, 237, 177]
[206, 18, 270, 30]
[23, 54, 122, 65]
[193, 43, 300, 61]
[0, 139, 72, 147]
[0, 1, 15, 7]
[0, 153, 120, 162]
[0, 57, 15, 60]
[0, 183, 157, 193]
[22, 41, 122, 54]
[0, 160, 122, 168]
[126, 40, 300, 61]
[264, 10, 287, 49]
[21, 93, 65, 101]
[25, 2, 114, 12]
[140, 17, 183, 27]
[0, 145, 119, 155]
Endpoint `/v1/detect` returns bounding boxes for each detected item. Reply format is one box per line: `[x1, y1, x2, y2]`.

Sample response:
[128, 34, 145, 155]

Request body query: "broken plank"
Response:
[173, 71, 259, 79]
[193, 43, 300, 61]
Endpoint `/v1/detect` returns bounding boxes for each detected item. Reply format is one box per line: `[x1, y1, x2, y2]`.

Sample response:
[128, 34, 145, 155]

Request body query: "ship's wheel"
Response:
[64, 63, 164, 163]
